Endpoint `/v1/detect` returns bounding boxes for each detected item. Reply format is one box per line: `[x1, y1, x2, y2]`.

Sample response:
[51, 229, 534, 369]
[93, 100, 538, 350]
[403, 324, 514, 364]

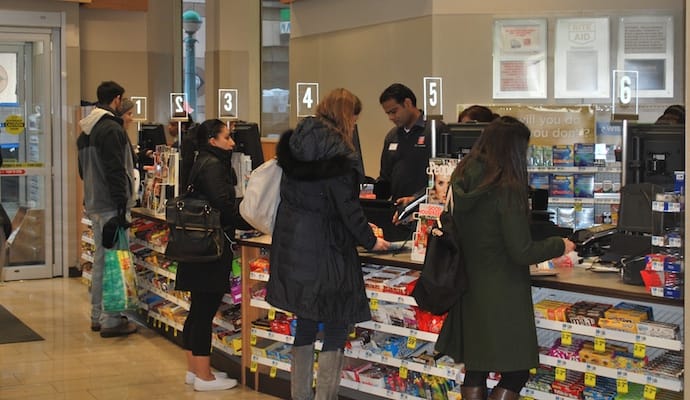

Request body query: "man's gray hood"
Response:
[79, 108, 112, 135]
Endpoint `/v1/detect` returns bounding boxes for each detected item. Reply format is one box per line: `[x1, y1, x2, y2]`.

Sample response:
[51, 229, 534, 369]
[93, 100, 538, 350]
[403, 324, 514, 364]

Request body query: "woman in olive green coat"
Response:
[435, 116, 575, 400]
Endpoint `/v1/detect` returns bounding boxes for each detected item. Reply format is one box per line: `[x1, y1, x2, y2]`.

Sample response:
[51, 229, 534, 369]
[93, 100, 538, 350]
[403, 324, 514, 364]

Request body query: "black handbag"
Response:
[165, 159, 224, 263]
[0, 203, 11, 239]
[412, 191, 467, 315]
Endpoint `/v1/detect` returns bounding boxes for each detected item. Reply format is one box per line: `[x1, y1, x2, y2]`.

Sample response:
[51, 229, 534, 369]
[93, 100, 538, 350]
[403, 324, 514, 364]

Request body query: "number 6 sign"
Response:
[296, 82, 319, 117]
[170, 93, 189, 121]
[611, 70, 639, 120]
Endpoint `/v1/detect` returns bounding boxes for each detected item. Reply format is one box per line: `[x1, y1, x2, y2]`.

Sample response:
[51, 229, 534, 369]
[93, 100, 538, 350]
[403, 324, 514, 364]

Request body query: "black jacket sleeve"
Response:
[197, 158, 252, 231]
[98, 122, 129, 209]
[329, 173, 377, 250]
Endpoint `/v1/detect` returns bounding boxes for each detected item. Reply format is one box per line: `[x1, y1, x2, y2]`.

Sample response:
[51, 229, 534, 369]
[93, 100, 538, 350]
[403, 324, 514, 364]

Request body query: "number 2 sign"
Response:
[296, 82, 319, 117]
[170, 93, 188, 121]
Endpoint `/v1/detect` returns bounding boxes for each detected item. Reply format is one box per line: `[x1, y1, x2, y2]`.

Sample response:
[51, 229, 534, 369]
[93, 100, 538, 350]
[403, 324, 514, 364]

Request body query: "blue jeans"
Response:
[88, 210, 130, 329]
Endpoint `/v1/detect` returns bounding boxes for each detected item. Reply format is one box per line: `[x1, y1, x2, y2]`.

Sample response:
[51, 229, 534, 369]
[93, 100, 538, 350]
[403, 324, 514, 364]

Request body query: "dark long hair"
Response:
[455, 115, 531, 201]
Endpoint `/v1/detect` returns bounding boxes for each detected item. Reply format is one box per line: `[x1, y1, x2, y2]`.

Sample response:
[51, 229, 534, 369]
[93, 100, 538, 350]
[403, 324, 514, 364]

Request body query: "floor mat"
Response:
[0, 304, 43, 344]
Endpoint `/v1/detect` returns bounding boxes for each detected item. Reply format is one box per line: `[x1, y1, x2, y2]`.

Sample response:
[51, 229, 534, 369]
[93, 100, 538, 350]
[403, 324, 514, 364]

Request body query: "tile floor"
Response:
[0, 278, 279, 400]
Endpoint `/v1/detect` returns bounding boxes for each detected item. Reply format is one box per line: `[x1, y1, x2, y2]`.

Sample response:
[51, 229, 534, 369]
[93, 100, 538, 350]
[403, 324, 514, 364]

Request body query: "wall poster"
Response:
[493, 19, 547, 99]
[554, 18, 610, 99]
[0, 53, 17, 104]
[617, 15, 674, 98]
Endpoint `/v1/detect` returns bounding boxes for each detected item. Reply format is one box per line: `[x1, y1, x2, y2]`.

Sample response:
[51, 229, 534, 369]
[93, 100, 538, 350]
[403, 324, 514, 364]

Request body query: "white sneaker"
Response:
[185, 371, 228, 385]
[193, 376, 238, 391]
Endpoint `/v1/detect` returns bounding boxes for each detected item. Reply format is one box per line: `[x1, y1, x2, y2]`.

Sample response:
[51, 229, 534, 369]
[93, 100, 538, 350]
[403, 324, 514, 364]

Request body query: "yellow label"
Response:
[399, 366, 408, 379]
[561, 331, 572, 346]
[616, 379, 628, 394]
[407, 335, 417, 349]
[173, 329, 178, 337]
[594, 337, 606, 352]
[164, 323, 169, 332]
[250, 334, 257, 346]
[529, 368, 537, 374]
[270, 366, 277, 378]
[633, 342, 646, 359]
[643, 384, 657, 400]
[370, 298, 379, 310]
[584, 372, 596, 387]
[4, 115, 25, 134]
[268, 308, 276, 320]
[555, 367, 566, 382]
[250, 361, 258, 372]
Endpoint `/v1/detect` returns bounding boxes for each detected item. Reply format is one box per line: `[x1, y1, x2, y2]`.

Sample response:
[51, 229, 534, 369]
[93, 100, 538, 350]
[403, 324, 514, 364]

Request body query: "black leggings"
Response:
[464, 370, 530, 393]
[293, 317, 349, 352]
[182, 291, 224, 356]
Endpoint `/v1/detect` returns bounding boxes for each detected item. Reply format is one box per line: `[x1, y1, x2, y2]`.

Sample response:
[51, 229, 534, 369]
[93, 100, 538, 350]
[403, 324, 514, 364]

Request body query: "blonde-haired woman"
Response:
[267, 88, 390, 399]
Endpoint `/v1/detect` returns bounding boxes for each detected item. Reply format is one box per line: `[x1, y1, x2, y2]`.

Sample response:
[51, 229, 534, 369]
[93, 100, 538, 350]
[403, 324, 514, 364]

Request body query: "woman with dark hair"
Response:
[435, 116, 575, 400]
[174, 118, 249, 391]
[267, 88, 390, 399]
[458, 104, 499, 123]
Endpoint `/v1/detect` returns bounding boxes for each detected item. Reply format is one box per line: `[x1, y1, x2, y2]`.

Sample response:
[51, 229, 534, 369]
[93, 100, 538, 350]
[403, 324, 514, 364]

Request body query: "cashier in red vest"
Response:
[375, 83, 436, 210]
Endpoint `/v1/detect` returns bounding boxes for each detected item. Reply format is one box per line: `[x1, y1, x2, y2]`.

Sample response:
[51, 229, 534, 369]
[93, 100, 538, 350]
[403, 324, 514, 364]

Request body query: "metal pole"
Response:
[621, 119, 628, 186]
[184, 33, 197, 119]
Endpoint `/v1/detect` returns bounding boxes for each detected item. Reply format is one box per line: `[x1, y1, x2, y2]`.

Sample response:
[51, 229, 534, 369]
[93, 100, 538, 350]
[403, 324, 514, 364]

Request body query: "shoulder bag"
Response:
[239, 158, 282, 234]
[165, 158, 224, 263]
[411, 189, 467, 315]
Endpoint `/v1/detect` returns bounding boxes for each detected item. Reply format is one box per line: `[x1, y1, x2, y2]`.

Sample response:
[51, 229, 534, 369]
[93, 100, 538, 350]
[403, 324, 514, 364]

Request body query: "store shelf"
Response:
[213, 317, 237, 332]
[527, 165, 622, 173]
[212, 338, 241, 356]
[81, 270, 92, 284]
[135, 257, 176, 280]
[355, 321, 438, 343]
[132, 237, 166, 254]
[81, 253, 94, 263]
[141, 282, 190, 311]
[651, 236, 683, 248]
[81, 217, 92, 226]
[547, 194, 620, 205]
[251, 354, 291, 372]
[81, 233, 95, 246]
[344, 348, 460, 380]
[249, 298, 289, 314]
[251, 327, 295, 345]
[521, 387, 576, 400]
[366, 290, 418, 306]
[249, 271, 270, 282]
[148, 311, 184, 331]
[340, 379, 425, 400]
[534, 318, 682, 351]
[538, 354, 682, 391]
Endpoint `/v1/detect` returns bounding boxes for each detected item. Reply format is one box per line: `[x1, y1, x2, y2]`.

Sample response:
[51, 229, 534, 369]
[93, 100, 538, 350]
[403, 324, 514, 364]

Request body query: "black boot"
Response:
[461, 386, 487, 400]
[488, 387, 520, 400]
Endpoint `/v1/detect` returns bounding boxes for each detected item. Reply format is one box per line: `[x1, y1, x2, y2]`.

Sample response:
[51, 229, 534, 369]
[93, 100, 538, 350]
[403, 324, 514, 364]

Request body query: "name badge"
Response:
[388, 143, 398, 151]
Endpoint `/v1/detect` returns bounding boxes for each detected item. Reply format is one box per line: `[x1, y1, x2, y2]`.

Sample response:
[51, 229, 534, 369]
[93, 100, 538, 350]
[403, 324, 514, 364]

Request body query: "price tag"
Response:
[584, 372, 597, 387]
[268, 308, 276, 321]
[296, 82, 319, 117]
[250, 334, 257, 346]
[164, 323, 169, 332]
[218, 89, 239, 120]
[270, 366, 277, 378]
[170, 93, 188, 121]
[407, 335, 417, 349]
[616, 378, 629, 394]
[370, 298, 379, 310]
[633, 342, 646, 359]
[423, 77, 443, 117]
[173, 329, 178, 337]
[594, 337, 606, 352]
[529, 368, 537, 374]
[555, 367, 566, 382]
[250, 361, 258, 372]
[643, 384, 657, 400]
[131, 96, 147, 121]
[399, 366, 408, 379]
[561, 331, 572, 346]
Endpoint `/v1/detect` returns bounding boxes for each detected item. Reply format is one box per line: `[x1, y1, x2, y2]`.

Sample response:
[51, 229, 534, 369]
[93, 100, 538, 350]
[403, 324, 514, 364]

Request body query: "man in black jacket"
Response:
[77, 81, 137, 338]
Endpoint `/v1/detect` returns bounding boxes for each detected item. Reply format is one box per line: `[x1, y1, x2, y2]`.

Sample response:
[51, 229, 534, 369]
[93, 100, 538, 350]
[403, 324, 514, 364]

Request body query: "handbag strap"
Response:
[438, 186, 454, 230]
[185, 157, 211, 195]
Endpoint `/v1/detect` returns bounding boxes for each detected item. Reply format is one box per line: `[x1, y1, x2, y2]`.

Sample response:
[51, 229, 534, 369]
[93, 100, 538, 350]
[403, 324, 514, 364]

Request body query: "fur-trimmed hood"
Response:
[276, 117, 361, 181]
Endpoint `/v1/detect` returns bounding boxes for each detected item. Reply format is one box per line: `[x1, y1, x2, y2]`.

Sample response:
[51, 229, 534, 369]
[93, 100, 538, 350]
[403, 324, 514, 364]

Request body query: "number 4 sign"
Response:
[170, 93, 189, 121]
[218, 89, 239, 120]
[296, 82, 319, 117]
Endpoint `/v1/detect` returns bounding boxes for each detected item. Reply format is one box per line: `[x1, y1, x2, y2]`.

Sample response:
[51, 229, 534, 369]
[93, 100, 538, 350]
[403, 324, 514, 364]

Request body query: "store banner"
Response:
[456, 104, 595, 146]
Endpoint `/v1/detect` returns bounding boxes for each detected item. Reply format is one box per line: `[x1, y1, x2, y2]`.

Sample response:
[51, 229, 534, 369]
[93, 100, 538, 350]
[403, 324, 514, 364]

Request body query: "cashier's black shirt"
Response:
[378, 114, 433, 201]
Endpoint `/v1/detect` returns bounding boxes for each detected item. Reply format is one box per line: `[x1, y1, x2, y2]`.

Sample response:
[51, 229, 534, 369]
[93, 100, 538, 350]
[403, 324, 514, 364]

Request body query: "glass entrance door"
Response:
[0, 31, 55, 280]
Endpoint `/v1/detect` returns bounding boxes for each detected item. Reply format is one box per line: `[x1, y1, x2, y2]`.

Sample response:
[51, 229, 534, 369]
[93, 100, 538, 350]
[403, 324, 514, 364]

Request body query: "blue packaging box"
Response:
[549, 174, 574, 197]
[574, 143, 595, 166]
[552, 145, 573, 166]
[674, 171, 684, 194]
[573, 174, 594, 198]
[530, 173, 550, 190]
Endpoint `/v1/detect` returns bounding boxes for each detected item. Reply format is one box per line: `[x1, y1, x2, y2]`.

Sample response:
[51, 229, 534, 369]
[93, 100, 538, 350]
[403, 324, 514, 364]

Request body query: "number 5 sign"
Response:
[423, 77, 443, 118]
[296, 82, 319, 117]
[170, 93, 189, 121]
[611, 70, 639, 120]
[218, 89, 239, 120]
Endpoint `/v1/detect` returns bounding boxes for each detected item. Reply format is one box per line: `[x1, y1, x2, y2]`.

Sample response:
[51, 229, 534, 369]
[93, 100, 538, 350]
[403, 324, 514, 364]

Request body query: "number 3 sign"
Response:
[218, 89, 239, 120]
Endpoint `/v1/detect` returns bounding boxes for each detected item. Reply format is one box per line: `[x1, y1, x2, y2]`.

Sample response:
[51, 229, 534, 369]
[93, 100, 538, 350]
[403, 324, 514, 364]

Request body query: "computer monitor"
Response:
[626, 123, 684, 190]
[138, 124, 166, 153]
[233, 122, 264, 170]
[439, 122, 488, 159]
